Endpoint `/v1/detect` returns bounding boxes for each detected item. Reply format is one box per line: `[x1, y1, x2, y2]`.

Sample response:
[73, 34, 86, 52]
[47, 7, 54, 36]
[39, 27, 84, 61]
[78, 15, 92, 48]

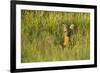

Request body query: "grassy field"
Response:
[21, 10, 90, 63]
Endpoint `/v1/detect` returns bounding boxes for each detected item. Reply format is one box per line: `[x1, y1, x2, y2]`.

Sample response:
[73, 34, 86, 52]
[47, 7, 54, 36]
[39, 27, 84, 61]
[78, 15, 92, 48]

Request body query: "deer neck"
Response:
[64, 31, 68, 37]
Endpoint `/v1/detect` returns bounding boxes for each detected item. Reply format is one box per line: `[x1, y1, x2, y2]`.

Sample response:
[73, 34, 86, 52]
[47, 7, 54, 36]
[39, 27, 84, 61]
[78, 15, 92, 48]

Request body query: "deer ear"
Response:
[70, 24, 74, 30]
[63, 24, 66, 28]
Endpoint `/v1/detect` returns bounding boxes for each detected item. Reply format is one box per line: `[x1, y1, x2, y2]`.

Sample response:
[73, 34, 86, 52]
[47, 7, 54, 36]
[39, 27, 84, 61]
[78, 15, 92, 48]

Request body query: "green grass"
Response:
[21, 10, 90, 63]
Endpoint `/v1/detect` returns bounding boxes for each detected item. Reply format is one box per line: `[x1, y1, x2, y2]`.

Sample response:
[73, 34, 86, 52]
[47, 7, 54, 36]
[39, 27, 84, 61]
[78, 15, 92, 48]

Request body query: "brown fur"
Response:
[62, 25, 69, 48]
[62, 24, 74, 48]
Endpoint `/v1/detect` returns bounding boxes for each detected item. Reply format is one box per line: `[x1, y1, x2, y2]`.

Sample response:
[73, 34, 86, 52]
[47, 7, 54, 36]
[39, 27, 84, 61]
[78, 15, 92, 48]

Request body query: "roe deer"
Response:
[62, 24, 74, 48]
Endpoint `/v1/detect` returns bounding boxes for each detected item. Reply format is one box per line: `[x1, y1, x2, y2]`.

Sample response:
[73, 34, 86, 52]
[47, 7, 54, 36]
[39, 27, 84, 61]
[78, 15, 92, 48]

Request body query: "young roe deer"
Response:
[62, 24, 74, 48]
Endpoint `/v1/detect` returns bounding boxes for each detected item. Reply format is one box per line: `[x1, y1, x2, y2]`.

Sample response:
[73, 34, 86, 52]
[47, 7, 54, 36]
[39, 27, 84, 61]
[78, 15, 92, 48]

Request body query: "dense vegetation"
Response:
[21, 10, 90, 63]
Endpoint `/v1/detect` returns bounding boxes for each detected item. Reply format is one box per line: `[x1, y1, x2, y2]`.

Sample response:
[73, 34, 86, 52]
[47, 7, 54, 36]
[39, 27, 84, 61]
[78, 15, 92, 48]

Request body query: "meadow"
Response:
[21, 10, 90, 63]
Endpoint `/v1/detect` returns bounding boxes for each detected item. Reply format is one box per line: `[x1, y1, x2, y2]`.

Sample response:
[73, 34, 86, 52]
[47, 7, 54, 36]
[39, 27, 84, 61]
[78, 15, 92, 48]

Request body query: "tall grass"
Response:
[21, 10, 90, 63]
